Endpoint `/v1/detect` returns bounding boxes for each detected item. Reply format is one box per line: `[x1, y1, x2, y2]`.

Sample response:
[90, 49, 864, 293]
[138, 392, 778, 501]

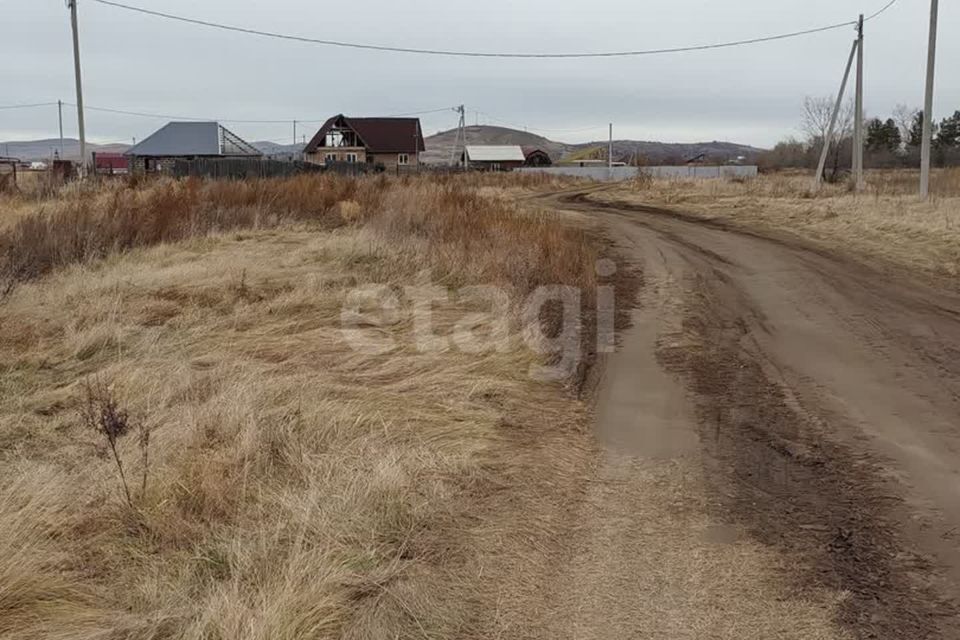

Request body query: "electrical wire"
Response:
[0, 102, 58, 110]
[90, 0, 883, 59]
[476, 111, 608, 135]
[59, 103, 458, 124]
[865, 0, 899, 21]
[63, 102, 325, 124]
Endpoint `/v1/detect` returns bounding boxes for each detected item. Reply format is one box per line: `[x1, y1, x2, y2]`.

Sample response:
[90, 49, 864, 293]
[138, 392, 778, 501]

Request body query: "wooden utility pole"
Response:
[920, 0, 939, 199]
[68, 0, 87, 175]
[853, 14, 865, 191]
[814, 39, 859, 191]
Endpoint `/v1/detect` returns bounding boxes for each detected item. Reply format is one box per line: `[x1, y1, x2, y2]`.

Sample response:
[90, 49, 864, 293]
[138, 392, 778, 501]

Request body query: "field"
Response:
[0, 174, 613, 639]
[589, 168, 960, 281]
[4, 168, 960, 639]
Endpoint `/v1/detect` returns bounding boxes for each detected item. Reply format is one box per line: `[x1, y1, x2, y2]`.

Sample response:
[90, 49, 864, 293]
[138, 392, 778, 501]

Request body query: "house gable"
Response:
[305, 115, 424, 155]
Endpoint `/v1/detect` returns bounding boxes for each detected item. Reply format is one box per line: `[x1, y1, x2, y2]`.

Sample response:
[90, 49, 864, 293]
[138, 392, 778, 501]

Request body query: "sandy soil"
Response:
[515, 188, 960, 639]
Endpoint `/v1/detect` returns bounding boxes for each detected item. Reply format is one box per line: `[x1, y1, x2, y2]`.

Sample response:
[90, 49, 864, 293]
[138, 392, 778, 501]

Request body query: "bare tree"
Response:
[892, 103, 919, 149]
[801, 96, 854, 145]
[801, 96, 854, 182]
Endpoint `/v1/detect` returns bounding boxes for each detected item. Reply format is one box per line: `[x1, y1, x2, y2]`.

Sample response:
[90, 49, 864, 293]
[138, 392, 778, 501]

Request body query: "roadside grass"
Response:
[0, 175, 602, 639]
[593, 168, 960, 278]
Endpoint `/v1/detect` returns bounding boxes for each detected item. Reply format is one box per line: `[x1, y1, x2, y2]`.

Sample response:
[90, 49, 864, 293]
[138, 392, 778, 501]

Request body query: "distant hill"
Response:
[0, 138, 304, 162]
[423, 125, 764, 166]
[3, 128, 764, 165]
[421, 126, 570, 165]
[0, 138, 128, 162]
[251, 141, 305, 157]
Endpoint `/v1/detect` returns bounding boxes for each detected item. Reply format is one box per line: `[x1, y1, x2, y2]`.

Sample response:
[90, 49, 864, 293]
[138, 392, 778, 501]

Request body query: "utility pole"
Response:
[67, 0, 87, 176]
[293, 120, 297, 146]
[814, 38, 859, 191]
[58, 99, 64, 158]
[853, 14, 865, 191]
[920, 0, 939, 199]
[450, 105, 467, 168]
[608, 123, 614, 180]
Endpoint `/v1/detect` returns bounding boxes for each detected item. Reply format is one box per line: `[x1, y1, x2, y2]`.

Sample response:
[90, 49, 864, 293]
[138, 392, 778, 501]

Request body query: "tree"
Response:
[938, 111, 960, 148]
[866, 118, 902, 153]
[801, 96, 854, 145]
[908, 110, 938, 148]
[801, 96, 853, 180]
[892, 104, 918, 149]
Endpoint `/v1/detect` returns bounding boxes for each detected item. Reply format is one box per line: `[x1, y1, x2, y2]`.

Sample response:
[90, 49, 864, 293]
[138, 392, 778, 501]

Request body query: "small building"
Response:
[93, 152, 129, 175]
[559, 158, 607, 168]
[522, 147, 553, 167]
[462, 145, 526, 171]
[125, 121, 261, 174]
[304, 114, 425, 171]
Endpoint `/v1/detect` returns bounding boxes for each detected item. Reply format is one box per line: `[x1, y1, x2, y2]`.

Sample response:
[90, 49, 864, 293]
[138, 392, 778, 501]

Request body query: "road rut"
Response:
[538, 189, 960, 639]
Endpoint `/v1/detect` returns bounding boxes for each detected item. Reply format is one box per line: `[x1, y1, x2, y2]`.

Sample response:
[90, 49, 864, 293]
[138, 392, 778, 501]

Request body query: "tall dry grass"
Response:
[0, 174, 594, 299]
[595, 168, 960, 279]
[0, 175, 605, 639]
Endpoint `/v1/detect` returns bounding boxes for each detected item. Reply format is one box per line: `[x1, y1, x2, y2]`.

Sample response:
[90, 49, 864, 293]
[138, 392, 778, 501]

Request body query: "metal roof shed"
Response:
[464, 145, 526, 162]
[125, 122, 261, 158]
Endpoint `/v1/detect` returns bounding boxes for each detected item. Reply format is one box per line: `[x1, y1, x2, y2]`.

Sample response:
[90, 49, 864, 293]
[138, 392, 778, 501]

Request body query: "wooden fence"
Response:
[168, 158, 325, 180]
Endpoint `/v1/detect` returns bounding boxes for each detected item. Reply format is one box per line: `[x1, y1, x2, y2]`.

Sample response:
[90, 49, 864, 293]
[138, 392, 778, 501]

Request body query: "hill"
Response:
[0, 138, 304, 162]
[1, 139, 128, 162]
[3, 128, 764, 165]
[423, 125, 764, 165]
[421, 126, 571, 165]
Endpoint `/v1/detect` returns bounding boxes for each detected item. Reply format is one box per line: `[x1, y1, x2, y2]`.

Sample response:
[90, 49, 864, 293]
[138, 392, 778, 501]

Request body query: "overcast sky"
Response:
[1, 0, 957, 147]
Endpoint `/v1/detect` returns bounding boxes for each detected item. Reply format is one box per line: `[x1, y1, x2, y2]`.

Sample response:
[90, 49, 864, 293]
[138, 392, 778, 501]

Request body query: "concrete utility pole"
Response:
[608, 123, 614, 169]
[58, 99, 64, 158]
[814, 38, 859, 191]
[853, 14, 865, 191]
[920, 0, 939, 199]
[450, 105, 467, 168]
[68, 0, 87, 175]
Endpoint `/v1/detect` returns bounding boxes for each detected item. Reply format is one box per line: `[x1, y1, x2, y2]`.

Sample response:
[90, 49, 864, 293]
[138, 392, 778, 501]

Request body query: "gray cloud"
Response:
[2, 0, 957, 147]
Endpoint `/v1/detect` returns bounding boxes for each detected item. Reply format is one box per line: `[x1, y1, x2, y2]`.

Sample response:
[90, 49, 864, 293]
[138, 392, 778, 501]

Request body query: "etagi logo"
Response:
[341, 259, 618, 381]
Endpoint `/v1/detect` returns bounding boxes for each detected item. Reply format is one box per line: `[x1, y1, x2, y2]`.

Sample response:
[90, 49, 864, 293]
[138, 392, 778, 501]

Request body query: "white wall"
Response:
[516, 165, 758, 182]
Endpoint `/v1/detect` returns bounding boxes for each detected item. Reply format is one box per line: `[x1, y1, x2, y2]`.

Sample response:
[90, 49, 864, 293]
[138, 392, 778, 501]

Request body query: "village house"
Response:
[125, 122, 261, 174]
[462, 145, 526, 171]
[304, 115, 425, 171]
[521, 146, 553, 167]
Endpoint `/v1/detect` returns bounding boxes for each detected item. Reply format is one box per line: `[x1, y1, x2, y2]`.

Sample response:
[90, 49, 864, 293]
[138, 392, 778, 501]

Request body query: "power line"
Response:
[90, 0, 892, 59]
[865, 0, 899, 21]
[57, 102, 458, 124]
[0, 102, 58, 110]
[383, 107, 458, 118]
[476, 111, 608, 135]
[62, 102, 327, 124]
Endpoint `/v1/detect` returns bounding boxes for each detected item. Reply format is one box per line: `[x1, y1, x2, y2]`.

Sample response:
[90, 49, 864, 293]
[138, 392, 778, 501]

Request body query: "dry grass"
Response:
[594, 168, 960, 279]
[0, 175, 601, 639]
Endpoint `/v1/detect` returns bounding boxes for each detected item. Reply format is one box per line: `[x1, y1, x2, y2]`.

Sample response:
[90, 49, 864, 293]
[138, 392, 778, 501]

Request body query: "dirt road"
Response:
[532, 189, 960, 639]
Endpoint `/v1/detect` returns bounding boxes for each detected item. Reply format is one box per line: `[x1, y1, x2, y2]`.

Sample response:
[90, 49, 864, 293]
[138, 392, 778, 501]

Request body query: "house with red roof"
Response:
[303, 114, 425, 171]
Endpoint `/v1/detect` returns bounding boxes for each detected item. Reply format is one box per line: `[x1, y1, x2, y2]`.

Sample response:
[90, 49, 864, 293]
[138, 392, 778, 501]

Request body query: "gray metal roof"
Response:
[465, 145, 526, 162]
[125, 122, 261, 157]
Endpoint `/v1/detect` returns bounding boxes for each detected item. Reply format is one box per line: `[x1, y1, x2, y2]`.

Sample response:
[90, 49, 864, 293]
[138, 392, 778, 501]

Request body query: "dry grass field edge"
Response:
[591, 168, 960, 281]
[0, 173, 623, 639]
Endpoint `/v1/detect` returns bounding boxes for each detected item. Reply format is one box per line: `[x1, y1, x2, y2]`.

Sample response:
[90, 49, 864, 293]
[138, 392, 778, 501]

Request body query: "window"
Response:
[324, 153, 336, 164]
[346, 153, 358, 163]
[398, 153, 409, 166]
[491, 163, 501, 172]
